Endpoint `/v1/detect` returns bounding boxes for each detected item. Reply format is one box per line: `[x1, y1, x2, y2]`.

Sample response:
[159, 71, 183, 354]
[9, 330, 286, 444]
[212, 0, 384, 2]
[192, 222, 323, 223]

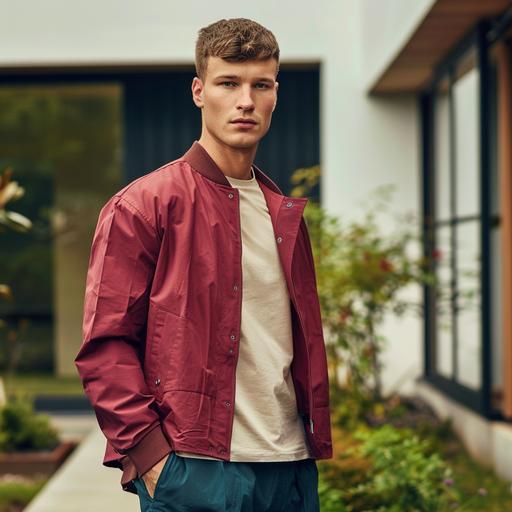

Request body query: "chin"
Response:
[224, 133, 261, 149]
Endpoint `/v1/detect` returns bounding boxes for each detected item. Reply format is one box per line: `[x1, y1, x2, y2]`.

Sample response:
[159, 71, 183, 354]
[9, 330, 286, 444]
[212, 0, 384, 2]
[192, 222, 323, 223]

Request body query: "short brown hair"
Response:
[195, 18, 280, 82]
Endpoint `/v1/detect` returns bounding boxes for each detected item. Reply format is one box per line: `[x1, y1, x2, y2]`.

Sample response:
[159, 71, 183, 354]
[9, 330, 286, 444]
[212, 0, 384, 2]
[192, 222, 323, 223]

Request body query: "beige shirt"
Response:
[176, 166, 310, 461]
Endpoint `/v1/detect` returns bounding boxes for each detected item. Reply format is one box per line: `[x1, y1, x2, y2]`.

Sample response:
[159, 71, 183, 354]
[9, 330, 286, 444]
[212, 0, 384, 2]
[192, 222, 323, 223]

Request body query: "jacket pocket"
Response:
[162, 389, 212, 440]
[147, 304, 185, 401]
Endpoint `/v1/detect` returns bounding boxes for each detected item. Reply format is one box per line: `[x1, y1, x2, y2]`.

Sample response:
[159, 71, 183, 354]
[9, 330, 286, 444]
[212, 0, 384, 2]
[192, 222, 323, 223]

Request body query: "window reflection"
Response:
[0, 83, 122, 374]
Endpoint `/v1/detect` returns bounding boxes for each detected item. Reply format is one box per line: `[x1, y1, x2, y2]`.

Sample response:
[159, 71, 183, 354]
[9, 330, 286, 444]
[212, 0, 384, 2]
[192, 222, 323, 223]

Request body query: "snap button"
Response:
[276, 236, 283, 243]
[230, 334, 236, 340]
[228, 193, 234, 199]
[155, 378, 161, 386]
[286, 201, 293, 208]
[225, 400, 231, 407]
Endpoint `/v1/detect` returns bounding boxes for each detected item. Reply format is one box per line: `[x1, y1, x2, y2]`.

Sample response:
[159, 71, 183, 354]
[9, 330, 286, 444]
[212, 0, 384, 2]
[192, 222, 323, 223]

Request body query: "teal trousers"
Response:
[133, 451, 320, 512]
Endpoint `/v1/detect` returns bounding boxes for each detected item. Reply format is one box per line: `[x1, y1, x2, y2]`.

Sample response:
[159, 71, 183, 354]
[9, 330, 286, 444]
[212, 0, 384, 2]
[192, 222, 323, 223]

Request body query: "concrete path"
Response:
[24, 415, 140, 512]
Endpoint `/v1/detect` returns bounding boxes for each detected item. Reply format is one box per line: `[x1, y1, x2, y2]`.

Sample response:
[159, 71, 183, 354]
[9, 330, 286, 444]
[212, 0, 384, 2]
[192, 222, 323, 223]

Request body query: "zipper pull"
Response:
[309, 417, 314, 434]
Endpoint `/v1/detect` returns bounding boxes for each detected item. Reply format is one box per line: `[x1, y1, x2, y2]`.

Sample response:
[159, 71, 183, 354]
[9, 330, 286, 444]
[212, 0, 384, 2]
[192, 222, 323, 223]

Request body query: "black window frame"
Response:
[420, 15, 511, 420]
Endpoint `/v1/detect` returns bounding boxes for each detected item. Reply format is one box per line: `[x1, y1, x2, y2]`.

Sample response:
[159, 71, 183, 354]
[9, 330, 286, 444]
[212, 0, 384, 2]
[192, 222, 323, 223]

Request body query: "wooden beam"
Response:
[371, 0, 511, 94]
[496, 40, 512, 418]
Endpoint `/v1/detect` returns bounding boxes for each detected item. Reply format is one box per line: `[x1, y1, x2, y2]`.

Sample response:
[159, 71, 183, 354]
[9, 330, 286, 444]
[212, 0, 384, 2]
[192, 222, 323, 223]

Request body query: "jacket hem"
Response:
[124, 422, 172, 477]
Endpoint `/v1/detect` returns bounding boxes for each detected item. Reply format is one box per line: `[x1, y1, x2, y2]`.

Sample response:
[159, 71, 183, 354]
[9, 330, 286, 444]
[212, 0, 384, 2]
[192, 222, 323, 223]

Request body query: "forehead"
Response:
[205, 56, 278, 81]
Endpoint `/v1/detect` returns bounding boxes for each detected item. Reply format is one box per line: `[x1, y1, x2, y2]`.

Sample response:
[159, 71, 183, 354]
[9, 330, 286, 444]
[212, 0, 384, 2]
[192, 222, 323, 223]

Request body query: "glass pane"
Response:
[434, 75, 451, 222]
[455, 221, 481, 390]
[435, 225, 453, 378]
[0, 84, 123, 373]
[453, 48, 480, 218]
[488, 51, 500, 218]
[491, 226, 503, 394]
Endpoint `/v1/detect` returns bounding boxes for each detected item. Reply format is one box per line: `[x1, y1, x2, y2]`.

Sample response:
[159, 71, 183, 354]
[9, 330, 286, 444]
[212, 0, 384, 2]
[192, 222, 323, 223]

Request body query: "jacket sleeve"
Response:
[75, 195, 171, 477]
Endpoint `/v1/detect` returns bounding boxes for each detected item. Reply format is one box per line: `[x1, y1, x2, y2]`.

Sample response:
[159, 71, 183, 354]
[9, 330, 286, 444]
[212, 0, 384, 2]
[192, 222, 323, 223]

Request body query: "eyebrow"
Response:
[214, 75, 275, 83]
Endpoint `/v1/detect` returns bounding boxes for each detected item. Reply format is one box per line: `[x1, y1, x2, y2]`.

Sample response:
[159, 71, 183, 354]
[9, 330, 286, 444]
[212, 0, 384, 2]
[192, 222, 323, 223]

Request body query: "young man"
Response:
[75, 17, 332, 511]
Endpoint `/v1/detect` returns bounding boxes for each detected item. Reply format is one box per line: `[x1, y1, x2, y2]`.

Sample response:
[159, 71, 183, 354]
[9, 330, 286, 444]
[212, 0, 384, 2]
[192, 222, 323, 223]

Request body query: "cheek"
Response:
[262, 101, 276, 120]
[262, 96, 276, 112]
[204, 94, 228, 118]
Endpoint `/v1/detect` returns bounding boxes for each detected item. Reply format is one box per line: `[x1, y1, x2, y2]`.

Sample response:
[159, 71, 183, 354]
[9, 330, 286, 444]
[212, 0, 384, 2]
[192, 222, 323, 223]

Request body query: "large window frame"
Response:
[420, 18, 511, 420]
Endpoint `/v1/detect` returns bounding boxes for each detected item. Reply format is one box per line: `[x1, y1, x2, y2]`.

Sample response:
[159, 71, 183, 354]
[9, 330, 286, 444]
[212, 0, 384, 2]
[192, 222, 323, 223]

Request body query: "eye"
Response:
[221, 81, 237, 87]
[255, 83, 271, 89]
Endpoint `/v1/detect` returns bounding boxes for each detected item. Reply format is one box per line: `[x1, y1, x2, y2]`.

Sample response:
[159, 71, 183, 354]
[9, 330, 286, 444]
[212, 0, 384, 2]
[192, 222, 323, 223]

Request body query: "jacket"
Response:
[74, 140, 333, 494]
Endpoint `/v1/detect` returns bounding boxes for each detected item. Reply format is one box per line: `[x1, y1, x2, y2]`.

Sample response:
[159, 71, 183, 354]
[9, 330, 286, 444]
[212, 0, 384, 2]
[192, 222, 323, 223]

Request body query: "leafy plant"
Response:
[290, 166, 435, 402]
[0, 397, 60, 452]
[318, 473, 348, 512]
[0, 477, 47, 511]
[0, 167, 33, 380]
[0, 167, 32, 233]
[344, 423, 452, 511]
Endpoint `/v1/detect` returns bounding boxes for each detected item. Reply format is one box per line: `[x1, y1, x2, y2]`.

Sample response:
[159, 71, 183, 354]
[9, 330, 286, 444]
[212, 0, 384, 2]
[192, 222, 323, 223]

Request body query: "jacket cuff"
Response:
[125, 423, 172, 477]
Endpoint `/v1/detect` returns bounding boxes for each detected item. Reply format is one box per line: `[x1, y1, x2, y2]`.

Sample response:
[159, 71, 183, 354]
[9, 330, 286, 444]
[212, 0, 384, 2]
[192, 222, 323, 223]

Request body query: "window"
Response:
[422, 21, 508, 418]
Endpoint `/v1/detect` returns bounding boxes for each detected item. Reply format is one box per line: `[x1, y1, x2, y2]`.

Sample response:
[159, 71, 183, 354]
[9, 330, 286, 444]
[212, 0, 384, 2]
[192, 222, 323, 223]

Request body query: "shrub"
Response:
[342, 423, 453, 511]
[0, 397, 59, 452]
[318, 474, 348, 512]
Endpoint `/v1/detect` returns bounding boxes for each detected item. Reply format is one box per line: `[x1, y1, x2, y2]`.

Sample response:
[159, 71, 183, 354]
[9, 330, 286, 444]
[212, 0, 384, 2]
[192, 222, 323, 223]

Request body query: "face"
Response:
[192, 56, 279, 150]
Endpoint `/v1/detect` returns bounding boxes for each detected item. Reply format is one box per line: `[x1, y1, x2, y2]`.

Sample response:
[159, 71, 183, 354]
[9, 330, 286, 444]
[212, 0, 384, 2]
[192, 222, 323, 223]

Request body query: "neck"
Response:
[198, 132, 257, 180]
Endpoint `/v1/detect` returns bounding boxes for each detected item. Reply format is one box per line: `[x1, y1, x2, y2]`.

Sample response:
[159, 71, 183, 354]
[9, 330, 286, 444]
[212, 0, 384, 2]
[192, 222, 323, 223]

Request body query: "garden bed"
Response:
[0, 474, 47, 512]
[318, 391, 512, 511]
[0, 441, 76, 477]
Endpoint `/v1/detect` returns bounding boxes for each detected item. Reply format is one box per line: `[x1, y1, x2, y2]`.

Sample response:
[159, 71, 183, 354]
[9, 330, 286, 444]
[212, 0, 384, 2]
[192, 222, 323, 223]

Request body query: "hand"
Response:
[141, 453, 170, 499]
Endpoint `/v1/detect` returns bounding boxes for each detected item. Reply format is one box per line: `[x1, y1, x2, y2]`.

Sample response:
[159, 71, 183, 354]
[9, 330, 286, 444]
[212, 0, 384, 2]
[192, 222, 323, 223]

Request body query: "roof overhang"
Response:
[369, 0, 512, 94]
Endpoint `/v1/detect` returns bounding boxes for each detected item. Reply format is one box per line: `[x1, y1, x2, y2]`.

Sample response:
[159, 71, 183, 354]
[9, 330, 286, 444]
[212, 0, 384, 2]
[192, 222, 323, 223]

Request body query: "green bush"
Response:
[319, 474, 348, 512]
[0, 479, 46, 511]
[0, 397, 59, 452]
[341, 423, 454, 511]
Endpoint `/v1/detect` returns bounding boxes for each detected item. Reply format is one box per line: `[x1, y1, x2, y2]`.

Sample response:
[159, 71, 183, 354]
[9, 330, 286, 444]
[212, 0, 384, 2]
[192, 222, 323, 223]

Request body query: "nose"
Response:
[236, 84, 255, 111]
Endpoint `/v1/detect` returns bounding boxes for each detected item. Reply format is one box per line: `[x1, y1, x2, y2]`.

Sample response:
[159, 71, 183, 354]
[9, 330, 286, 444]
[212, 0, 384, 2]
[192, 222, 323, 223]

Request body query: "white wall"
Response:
[2, 0, 336, 66]
[322, 1, 426, 395]
[2, 0, 430, 394]
[360, 0, 437, 91]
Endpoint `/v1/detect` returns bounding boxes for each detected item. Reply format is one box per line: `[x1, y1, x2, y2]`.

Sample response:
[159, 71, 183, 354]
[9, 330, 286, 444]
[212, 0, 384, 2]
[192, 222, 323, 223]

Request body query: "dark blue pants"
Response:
[133, 451, 320, 511]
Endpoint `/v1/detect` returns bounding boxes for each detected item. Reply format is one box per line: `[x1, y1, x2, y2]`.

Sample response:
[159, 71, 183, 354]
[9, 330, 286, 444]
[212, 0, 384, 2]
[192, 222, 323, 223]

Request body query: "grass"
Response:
[433, 430, 512, 511]
[0, 477, 48, 512]
[1, 372, 84, 398]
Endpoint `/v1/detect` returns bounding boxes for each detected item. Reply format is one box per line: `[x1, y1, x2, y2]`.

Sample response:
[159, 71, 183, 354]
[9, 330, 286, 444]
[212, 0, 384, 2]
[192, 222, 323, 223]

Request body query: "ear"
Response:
[191, 77, 204, 108]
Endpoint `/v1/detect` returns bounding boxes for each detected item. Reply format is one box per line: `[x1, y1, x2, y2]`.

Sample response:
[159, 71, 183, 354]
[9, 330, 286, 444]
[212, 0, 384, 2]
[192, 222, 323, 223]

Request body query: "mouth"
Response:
[230, 119, 257, 129]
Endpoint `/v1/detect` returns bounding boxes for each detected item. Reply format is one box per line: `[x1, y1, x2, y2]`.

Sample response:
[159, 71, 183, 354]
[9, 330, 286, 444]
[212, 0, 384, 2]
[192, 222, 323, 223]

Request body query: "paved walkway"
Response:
[24, 414, 140, 512]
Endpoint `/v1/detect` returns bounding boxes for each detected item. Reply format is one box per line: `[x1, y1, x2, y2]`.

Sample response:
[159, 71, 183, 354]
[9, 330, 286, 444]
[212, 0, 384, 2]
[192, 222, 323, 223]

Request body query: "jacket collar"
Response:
[180, 140, 309, 295]
[181, 140, 284, 195]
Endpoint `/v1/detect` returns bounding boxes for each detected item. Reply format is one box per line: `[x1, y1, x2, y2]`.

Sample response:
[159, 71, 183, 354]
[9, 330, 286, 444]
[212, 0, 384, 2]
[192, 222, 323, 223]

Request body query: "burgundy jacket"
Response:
[75, 140, 332, 494]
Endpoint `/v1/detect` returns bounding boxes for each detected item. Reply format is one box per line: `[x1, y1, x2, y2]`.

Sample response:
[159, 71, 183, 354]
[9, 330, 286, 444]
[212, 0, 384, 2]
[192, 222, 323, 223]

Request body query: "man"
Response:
[75, 17, 332, 511]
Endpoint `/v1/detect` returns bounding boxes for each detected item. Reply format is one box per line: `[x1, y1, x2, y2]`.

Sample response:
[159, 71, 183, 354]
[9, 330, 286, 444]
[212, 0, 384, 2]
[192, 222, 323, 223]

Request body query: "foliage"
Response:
[0, 396, 60, 452]
[343, 423, 453, 511]
[319, 420, 496, 512]
[0, 478, 46, 511]
[318, 473, 347, 512]
[0, 167, 33, 378]
[290, 165, 435, 401]
[290, 165, 496, 511]
[0, 167, 32, 234]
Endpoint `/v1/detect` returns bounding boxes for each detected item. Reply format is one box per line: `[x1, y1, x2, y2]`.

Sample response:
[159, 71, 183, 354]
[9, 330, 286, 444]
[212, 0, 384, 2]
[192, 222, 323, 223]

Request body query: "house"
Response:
[1, 0, 511, 482]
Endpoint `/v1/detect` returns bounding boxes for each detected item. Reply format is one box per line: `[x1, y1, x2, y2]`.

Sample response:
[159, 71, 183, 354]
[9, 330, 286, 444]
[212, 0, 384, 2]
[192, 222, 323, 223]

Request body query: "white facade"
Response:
[1, 0, 435, 393]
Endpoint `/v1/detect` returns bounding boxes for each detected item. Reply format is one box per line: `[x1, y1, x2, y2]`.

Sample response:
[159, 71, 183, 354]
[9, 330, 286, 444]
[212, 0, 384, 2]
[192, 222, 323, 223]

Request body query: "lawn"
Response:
[2, 372, 84, 398]
[0, 475, 47, 512]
